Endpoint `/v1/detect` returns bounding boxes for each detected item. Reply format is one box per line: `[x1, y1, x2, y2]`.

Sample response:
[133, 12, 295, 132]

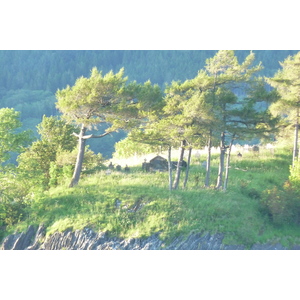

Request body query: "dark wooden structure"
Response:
[171, 160, 187, 169]
[149, 156, 168, 171]
[142, 156, 187, 172]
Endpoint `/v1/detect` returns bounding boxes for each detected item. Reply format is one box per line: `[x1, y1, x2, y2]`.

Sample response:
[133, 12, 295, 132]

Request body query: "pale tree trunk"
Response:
[167, 146, 173, 191]
[293, 106, 299, 168]
[205, 131, 212, 188]
[223, 137, 234, 191]
[173, 140, 186, 190]
[216, 131, 226, 189]
[69, 125, 87, 187]
[183, 147, 192, 189]
[68, 126, 111, 188]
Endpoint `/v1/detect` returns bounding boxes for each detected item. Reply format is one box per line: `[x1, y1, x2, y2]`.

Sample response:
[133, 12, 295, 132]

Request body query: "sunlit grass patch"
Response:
[5, 146, 299, 248]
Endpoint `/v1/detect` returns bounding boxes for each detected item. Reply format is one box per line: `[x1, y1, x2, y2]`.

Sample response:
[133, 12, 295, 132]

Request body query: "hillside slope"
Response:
[1, 147, 299, 249]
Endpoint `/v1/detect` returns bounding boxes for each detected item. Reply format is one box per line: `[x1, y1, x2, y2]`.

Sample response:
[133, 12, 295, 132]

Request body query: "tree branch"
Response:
[82, 131, 112, 139]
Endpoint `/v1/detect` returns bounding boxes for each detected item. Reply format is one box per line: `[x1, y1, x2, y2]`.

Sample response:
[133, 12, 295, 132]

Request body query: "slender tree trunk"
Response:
[173, 140, 186, 190]
[167, 145, 173, 191]
[69, 125, 87, 187]
[183, 147, 192, 189]
[293, 106, 299, 168]
[205, 131, 212, 188]
[224, 137, 234, 191]
[216, 131, 226, 189]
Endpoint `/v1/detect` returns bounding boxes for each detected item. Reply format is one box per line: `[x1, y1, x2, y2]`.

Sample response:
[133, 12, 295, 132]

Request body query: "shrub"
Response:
[261, 183, 300, 225]
[0, 182, 28, 227]
[0, 198, 26, 227]
[49, 163, 74, 187]
[0, 171, 31, 227]
[289, 161, 300, 189]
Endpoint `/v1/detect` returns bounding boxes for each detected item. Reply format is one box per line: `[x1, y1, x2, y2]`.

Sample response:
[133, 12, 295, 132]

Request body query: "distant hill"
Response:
[0, 50, 299, 93]
[0, 50, 299, 158]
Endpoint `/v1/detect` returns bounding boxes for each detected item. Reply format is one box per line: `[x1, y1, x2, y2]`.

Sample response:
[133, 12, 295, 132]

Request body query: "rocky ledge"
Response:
[1, 225, 300, 250]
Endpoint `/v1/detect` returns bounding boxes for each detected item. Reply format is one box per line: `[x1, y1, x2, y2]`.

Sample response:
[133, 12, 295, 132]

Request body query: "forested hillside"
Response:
[0, 50, 299, 158]
[0, 50, 299, 92]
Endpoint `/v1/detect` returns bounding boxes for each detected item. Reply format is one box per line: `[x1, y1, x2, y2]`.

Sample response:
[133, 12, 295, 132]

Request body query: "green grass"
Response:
[4, 146, 300, 248]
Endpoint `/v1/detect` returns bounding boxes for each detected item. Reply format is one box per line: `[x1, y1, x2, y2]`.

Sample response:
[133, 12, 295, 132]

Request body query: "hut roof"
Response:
[149, 155, 167, 163]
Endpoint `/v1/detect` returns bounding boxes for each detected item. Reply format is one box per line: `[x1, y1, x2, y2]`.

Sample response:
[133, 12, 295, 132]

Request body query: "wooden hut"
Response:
[149, 155, 168, 172]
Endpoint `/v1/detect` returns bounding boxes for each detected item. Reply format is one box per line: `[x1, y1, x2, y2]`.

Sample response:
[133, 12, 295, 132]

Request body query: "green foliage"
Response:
[266, 52, 300, 108]
[0, 51, 297, 93]
[261, 183, 300, 226]
[2, 51, 300, 246]
[0, 108, 33, 165]
[0, 89, 56, 121]
[54, 148, 104, 178]
[0, 51, 296, 160]
[55, 67, 163, 187]
[113, 136, 161, 159]
[0, 195, 26, 228]
[17, 116, 78, 190]
[0, 171, 30, 228]
[37, 115, 78, 150]
[56, 67, 130, 128]
[288, 160, 300, 189]
[266, 52, 300, 167]
[260, 158, 300, 226]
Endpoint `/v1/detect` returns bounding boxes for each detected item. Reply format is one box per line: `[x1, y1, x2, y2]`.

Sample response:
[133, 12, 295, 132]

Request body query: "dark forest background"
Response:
[0, 50, 298, 157]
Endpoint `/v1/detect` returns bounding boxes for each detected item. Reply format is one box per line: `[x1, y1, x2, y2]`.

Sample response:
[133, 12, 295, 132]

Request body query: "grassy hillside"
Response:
[4, 146, 300, 248]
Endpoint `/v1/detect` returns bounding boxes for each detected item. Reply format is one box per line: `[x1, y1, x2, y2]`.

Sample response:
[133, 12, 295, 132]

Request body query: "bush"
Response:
[0, 194, 27, 227]
[0, 171, 31, 227]
[289, 161, 300, 189]
[261, 183, 300, 225]
[49, 149, 104, 187]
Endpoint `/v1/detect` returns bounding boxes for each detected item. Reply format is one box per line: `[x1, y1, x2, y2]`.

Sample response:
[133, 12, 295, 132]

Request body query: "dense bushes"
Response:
[49, 149, 104, 187]
[0, 196, 26, 228]
[261, 162, 300, 225]
[261, 184, 300, 225]
[0, 173, 29, 230]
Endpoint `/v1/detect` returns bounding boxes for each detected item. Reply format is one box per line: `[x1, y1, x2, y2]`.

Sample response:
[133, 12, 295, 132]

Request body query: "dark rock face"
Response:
[1, 225, 298, 250]
[1, 225, 46, 250]
[1, 225, 36, 250]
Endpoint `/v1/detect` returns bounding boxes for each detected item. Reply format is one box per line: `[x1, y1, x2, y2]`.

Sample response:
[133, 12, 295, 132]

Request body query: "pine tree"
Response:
[266, 51, 300, 167]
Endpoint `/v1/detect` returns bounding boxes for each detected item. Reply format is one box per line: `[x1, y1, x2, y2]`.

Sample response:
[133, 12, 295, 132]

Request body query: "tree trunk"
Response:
[167, 145, 173, 191]
[183, 147, 192, 189]
[216, 131, 226, 189]
[173, 140, 186, 190]
[205, 131, 212, 188]
[69, 125, 87, 187]
[293, 106, 299, 168]
[223, 137, 234, 191]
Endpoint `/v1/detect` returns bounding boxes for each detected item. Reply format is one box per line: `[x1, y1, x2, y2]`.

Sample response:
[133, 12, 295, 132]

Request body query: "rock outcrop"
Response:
[1, 225, 299, 250]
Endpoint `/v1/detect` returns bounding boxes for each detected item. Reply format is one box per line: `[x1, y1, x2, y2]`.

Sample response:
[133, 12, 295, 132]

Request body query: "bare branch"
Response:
[72, 132, 80, 138]
[82, 132, 112, 139]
